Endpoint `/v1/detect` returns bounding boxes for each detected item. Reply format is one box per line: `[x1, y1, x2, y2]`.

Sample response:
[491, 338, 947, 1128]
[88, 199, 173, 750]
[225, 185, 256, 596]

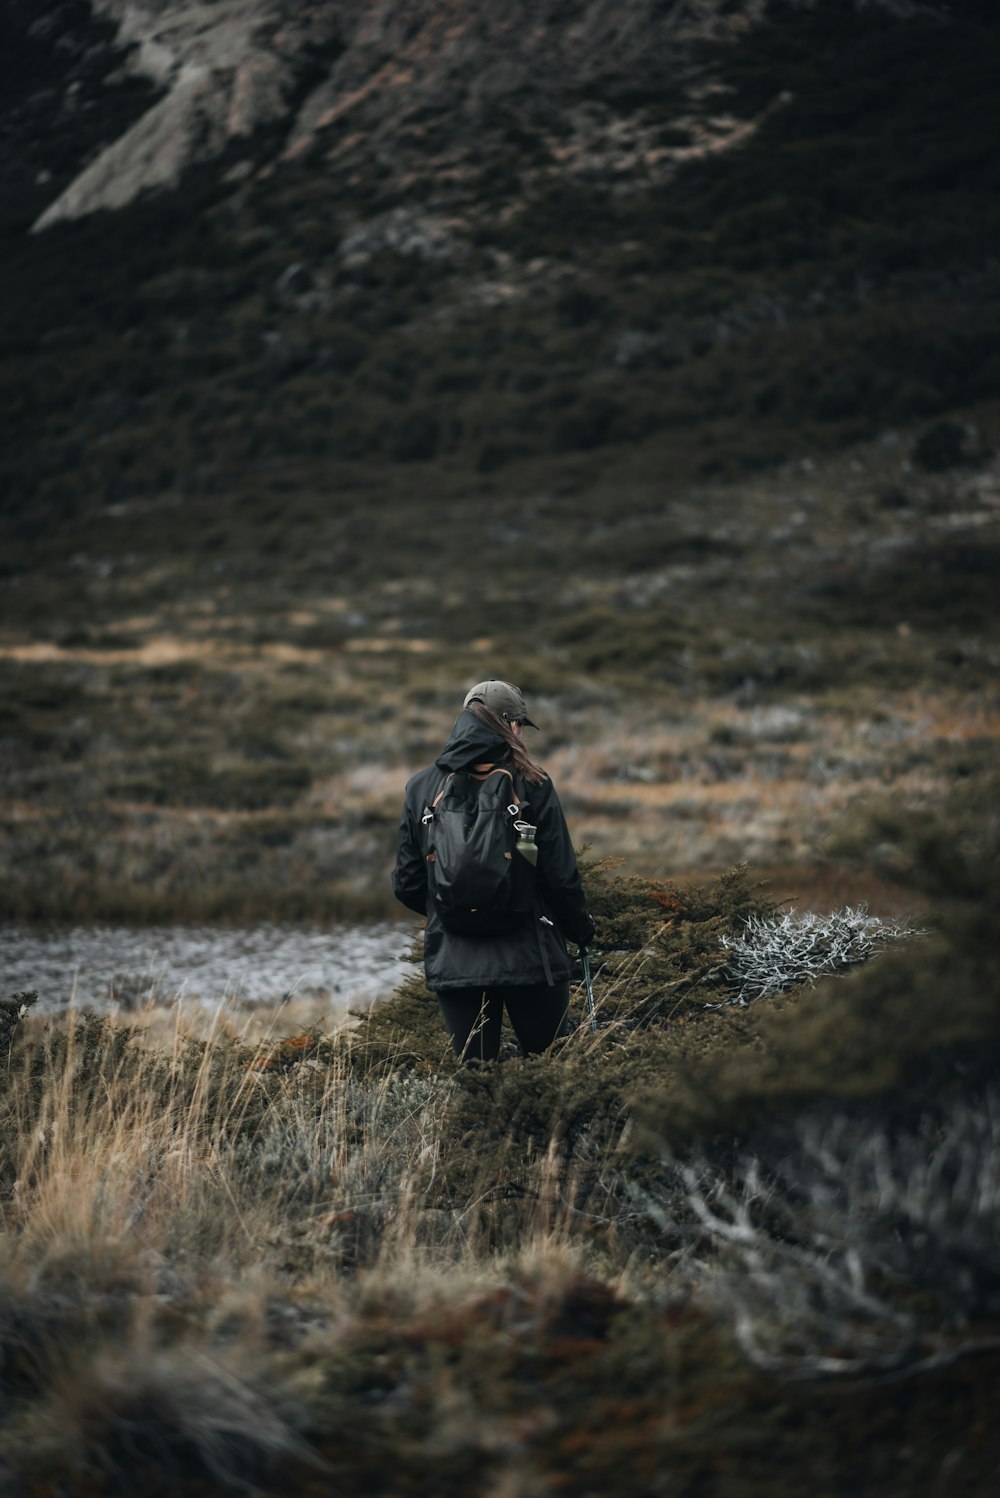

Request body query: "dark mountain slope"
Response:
[2, 1, 998, 580]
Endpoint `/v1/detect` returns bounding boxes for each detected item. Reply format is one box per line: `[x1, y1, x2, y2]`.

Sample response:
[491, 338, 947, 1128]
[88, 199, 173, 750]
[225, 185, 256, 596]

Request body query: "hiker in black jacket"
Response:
[392, 680, 595, 1062]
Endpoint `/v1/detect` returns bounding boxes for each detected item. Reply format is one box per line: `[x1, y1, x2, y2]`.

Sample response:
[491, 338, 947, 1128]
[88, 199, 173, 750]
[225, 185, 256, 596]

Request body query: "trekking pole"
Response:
[580, 946, 597, 1033]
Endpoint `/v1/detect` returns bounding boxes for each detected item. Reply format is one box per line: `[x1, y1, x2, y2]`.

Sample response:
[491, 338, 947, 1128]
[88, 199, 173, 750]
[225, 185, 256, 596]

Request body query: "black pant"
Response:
[436, 982, 571, 1063]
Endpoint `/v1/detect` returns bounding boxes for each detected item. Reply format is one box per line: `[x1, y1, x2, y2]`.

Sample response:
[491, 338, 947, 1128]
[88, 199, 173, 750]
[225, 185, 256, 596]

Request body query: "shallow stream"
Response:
[0, 922, 413, 1016]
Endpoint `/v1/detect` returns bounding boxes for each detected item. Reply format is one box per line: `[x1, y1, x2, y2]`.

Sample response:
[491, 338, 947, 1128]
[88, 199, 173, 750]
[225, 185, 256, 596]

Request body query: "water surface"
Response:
[0, 922, 413, 1015]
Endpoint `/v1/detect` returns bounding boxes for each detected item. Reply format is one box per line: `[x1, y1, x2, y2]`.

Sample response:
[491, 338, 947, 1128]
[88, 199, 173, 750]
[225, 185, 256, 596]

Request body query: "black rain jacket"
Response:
[392, 710, 595, 992]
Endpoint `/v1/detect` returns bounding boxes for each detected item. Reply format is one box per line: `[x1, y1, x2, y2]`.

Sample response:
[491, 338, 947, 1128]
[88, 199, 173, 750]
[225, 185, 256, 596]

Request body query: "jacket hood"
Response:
[436, 709, 511, 772]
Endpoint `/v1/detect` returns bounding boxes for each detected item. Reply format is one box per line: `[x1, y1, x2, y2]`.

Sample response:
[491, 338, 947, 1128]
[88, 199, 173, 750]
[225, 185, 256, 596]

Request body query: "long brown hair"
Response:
[467, 701, 547, 786]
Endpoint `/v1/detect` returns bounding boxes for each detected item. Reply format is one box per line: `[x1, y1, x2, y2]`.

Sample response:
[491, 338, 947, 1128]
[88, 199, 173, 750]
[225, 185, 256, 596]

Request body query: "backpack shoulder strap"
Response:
[431, 773, 453, 809]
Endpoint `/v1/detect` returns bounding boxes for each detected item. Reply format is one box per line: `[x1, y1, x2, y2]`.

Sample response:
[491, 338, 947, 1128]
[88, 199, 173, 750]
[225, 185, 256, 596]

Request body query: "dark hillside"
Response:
[4, 1, 999, 548]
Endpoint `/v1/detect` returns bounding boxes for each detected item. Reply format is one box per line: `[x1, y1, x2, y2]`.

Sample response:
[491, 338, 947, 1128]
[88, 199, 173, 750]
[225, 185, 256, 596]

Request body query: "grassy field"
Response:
[2, 419, 996, 922]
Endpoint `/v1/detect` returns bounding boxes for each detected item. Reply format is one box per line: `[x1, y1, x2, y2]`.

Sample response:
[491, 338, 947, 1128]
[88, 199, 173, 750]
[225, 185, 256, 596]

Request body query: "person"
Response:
[392, 680, 595, 1062]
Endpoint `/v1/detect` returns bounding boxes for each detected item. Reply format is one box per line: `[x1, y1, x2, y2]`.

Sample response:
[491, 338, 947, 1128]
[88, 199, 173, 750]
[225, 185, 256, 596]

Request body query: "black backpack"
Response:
[421, 765, 535, 935]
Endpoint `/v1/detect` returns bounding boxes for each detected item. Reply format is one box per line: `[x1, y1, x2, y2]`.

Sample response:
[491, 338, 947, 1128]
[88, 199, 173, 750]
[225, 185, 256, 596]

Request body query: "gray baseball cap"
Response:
[463, 679, 539, 729]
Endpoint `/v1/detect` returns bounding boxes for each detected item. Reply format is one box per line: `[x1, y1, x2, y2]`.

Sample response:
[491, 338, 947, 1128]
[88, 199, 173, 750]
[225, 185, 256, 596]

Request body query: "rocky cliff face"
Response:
[10, 1, 972, 245]
[31, 0, 343, 227]
[25, 0, 810, 231]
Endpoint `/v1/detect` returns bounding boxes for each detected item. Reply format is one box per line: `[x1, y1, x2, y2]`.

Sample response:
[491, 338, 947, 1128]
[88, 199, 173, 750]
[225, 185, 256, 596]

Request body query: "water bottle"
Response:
[514, 820, 538, 866]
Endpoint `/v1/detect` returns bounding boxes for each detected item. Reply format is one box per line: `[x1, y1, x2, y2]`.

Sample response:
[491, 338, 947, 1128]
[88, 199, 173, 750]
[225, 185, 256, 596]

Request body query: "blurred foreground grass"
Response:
[2, 821, 998, 1494]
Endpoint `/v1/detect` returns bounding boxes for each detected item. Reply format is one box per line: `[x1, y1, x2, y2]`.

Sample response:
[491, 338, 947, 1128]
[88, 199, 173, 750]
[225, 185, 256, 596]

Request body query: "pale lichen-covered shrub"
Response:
[720, 906, 922, 1003]
[644, 1087, 1000, 1379]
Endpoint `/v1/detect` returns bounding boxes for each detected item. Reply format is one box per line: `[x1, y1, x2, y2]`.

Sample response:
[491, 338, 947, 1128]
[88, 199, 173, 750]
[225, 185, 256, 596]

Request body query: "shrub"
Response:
[720, 906, 922, 1003]
[643, 1086, 1000, 1379]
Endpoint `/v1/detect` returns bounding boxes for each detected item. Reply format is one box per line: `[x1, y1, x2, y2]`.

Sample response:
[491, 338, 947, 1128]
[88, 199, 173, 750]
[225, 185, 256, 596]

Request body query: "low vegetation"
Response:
[2, 427, 996, 923]
[2, 822, 998, 1494]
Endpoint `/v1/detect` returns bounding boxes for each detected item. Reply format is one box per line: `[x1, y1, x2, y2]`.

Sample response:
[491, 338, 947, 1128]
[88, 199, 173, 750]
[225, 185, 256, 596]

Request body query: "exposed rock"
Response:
[338, 209, 457, 268]
[32, 0, 341, 229]
[28, 0, 804, 232]
[35, 66, 226, 225]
